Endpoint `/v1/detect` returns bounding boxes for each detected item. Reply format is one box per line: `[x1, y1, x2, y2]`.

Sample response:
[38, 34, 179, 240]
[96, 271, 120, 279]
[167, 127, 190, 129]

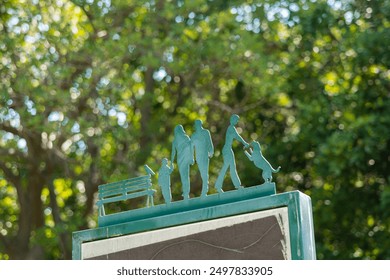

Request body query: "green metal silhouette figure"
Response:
[171, 125, 194, 200]
[244, 141, 281, 183]
[158, 158, 173, 204]
[191, 120, 214, 196]
[215, 114, 249, 193]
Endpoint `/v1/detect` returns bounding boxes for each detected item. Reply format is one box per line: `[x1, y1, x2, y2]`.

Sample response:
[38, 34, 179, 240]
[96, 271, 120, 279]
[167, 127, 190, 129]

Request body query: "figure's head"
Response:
[251, 141, 261, 151]
[194, 119, 203, 130]
[230, 114, 240, 125]
[162, 158, 168, 165]
[174, 125, 185, 136]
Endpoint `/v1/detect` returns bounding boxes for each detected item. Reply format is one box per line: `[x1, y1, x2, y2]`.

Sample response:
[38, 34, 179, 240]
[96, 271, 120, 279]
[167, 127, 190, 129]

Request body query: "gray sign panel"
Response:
[83, 208, 291, 260]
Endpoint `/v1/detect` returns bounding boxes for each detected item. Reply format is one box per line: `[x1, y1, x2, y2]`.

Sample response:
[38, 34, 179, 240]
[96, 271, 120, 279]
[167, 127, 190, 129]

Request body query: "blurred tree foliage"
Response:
[0, 0, 389, 259]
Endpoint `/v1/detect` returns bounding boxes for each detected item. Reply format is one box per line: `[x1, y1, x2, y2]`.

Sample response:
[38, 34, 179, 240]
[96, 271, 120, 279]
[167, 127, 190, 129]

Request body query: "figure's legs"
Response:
[162, 187, 172, 203]
[216, 148, 236, 192]
[215, 163, 228, 192]
[261, 171, 266, 183]
[180, 165, 190, 200]
[198, 158, 209, 196]
[229, 153, 242, 188]
[263, 171, 272, 183]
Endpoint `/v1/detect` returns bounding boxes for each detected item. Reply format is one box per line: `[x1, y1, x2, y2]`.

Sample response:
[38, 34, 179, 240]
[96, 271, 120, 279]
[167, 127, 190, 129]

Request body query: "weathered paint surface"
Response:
[84, 208, 290, 260]
[73, 190, 316, 260]
[98, 182, 276, 227]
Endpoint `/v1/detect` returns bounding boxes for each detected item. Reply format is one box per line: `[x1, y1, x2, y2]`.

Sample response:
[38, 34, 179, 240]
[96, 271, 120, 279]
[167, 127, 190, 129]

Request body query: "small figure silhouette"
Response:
[158, 158, 173, 204]
[171, 125, 194, 200]
[215, 114, 249, 193]
[244, 141, 281, 183]
[191, 120, 214, 196]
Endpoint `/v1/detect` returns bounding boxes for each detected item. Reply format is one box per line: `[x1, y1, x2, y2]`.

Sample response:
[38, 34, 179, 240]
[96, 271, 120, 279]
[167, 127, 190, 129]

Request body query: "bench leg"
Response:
[98, 205, 106, 216]
[146, 195, 154, 207]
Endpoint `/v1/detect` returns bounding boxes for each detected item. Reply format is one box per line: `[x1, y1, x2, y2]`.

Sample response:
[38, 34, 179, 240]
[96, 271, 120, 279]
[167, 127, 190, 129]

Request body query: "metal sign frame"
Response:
[72, 189, 316, 260]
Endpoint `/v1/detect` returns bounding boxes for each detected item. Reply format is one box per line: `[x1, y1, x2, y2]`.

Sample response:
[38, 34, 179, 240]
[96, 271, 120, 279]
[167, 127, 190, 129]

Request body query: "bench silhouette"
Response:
[97, 168, 155, 217]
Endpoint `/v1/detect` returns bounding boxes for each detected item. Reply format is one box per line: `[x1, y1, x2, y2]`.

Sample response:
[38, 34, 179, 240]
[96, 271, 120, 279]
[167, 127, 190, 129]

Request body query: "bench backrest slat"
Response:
[98, 176, 150, 191]
[97, 189, 155, 205]
[98, 182, 151, 199]
[96, 174, 155, 214]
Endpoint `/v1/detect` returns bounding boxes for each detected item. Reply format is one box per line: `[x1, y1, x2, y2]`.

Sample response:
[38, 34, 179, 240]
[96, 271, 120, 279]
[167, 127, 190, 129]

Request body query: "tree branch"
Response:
[47, 178, 71, 259]
[208, 100, 234, 114]
[0, 160, 22, 200]
[0, 147, 27, 161]
[0, 234, 11, 253]
[0, 122, 23, 138]
[0, 161, 18, 184]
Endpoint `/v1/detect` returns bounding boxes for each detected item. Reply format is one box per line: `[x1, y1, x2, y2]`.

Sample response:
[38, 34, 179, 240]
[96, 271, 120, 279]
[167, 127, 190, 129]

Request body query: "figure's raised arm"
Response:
[233, 127, 249, 148]
[244, 150, 253, 161]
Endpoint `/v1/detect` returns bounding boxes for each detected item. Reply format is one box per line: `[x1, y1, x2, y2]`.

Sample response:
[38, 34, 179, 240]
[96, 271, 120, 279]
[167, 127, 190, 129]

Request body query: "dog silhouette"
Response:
[245, 141, 281, 182]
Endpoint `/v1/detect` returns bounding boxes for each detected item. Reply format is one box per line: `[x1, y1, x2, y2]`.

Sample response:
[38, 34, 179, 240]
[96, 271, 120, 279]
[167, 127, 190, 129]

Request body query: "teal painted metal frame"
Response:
[98, 182, 276, 227]
[72, 190, 316, 260]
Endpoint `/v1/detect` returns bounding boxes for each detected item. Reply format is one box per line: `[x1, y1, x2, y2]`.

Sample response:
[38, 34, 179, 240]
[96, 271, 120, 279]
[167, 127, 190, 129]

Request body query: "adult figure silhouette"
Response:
[171, 125, 194, 200]
[191, 119, 214, 196]
[215, 114, 249, 193]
